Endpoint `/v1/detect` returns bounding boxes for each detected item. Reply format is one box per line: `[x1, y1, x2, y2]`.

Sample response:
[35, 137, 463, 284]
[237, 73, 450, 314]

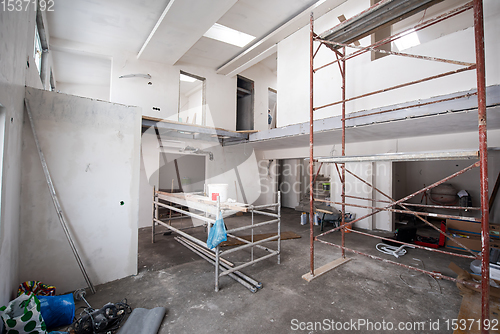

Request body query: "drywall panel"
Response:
[20, 87, 141, 293]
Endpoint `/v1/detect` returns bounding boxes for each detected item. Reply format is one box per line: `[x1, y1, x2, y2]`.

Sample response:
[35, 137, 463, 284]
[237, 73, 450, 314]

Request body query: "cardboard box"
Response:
[445, 235, 481, 253]
[445, 218, 500, 253]
[446, 218, 499, 239]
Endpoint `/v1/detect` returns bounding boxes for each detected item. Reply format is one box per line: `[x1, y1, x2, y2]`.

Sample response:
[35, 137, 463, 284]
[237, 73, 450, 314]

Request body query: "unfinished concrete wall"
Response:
[20, 87, 141, 293]
[277, 0, 500, 127]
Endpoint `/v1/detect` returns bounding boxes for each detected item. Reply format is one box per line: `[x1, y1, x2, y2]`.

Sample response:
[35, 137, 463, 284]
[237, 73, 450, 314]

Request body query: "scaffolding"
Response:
[307, 0, 490, 330]
[152, 189, 281, 293]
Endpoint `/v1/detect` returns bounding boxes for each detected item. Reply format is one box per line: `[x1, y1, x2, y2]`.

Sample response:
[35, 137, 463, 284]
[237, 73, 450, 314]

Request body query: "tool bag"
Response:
[0, 293, 48, 334]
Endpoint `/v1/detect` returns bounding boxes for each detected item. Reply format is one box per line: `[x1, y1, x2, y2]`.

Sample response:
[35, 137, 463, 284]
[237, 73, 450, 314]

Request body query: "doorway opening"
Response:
[179, 71, 206, 126]
[236, 75, 254, 131]
[268, 88, 277, 129]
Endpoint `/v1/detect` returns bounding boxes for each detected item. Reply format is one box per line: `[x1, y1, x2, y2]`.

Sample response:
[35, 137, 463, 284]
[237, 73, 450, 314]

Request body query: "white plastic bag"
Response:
[0, 293, 47, 334]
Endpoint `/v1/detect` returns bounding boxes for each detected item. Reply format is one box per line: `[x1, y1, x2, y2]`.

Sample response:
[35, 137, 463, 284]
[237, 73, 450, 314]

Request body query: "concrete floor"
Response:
[78, 208, 476, 333]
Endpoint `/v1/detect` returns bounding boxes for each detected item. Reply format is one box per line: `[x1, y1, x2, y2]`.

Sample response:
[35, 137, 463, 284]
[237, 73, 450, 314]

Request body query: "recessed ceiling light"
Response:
[180, 74, 197, 82]
[203, 23, 256, 48]
[394, 29, 420, 51]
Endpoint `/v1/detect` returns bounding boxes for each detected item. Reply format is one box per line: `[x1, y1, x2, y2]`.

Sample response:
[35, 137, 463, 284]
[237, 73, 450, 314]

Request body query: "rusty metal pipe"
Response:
[314, 65, 476, 111]
[343, 166, 479, 256]
[341, 46, 348, 252]
[319, 38, 474, 67]
[316, 162, 480, 239]
[343, 93, 477, 121]
[314, 2, 473, 72]
[472, 0, 489, 330]
[309, 12, 315, 276]
[315, 238, 481, 289]
[346, 228, 477, 260]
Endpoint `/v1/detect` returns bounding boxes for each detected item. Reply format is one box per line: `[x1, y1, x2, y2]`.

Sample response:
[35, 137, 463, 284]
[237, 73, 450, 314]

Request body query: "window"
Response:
[34, 2, 49, 83]
[236, 76, 254, 131]
[34, 23, 43, 75]
[0, 105, 5, 231]
[178, 71, 205, 126]
[49, 69, 55, 91]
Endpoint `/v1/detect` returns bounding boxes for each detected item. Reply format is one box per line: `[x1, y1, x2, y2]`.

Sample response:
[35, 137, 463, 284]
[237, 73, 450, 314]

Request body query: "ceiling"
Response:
[47, 0, 348, 85]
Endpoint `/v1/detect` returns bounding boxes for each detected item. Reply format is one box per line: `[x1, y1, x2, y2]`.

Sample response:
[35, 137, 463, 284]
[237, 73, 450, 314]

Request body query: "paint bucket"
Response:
[301, 212, 308, 225]
[314, 213, 320, 226]
[208, 184, 228, 202]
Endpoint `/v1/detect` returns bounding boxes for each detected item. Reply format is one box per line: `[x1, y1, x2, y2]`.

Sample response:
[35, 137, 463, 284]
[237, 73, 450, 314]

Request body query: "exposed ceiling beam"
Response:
[216, 0, 348, 76]
[137, 0, 238, 65]
[225, 44, 277, 78]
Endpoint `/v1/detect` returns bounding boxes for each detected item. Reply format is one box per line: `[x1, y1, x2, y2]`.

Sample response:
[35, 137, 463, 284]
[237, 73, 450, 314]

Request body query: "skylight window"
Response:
[203, 23, 255, 48]
[394, 29, 420, 51]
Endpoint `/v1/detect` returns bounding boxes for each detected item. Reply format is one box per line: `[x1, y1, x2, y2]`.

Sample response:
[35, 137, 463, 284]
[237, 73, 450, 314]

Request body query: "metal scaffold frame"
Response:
[152, 189, 281, 293]
[307, 0, 490, 330]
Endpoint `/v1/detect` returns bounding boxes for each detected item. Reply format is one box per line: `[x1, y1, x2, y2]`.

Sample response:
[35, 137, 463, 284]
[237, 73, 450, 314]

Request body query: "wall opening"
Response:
[236, 75, 254, 131]
[158, 153, 206, 193]
[268, 88, 277, 129]
[179, 71, 205, 126]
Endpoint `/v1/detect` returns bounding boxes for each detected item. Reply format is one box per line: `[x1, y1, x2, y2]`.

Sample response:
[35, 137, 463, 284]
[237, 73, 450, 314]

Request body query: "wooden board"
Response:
[220, 231, 301, 247]
[236, 130, 259, 133]
[302, 257, 351, 282]
[454, 292, 500, 334]
[157, 191, 248, 212]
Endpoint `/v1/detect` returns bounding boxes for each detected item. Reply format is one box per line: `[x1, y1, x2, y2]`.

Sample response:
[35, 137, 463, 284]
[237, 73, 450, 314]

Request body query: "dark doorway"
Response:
[236, 75, 254, 131]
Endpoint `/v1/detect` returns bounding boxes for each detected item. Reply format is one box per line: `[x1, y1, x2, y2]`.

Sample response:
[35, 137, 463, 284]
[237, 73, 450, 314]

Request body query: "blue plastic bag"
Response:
[38, 293, 75, 330]
[207, 212, 227, 249]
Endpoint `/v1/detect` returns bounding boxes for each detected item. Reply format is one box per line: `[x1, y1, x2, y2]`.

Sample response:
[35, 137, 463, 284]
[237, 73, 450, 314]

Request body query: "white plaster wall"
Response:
[110, 55, 237, 130]
[239, 63, 278, 131]
[0, 3, 58, 304]
[20, 87, 141, 293]
[56, 83, 110, 101]
[277, 0, 500, 127]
